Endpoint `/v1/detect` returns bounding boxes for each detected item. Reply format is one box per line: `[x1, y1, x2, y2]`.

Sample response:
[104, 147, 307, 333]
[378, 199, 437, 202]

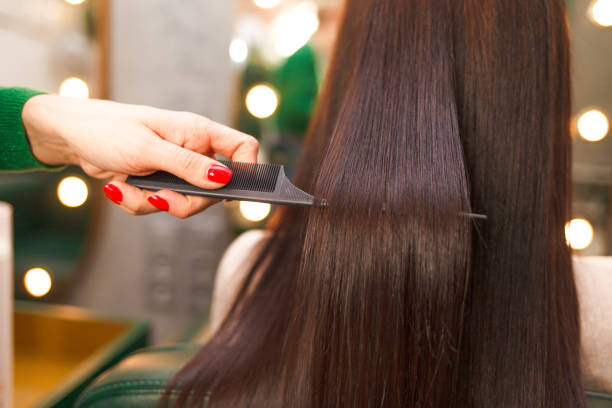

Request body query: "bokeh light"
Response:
[65, 0, 86, 4]
[24, 268, 52, 298]
[565, 218, 594, 250]
[229, 38, 249, 63]
[57, 176, 88, 208]
[590, 0, 612, 27]
[253, 0, 281, 9]
[272, 2, 320, 57]
[577, 109, 609, 142]
[59, 77, 89, 99]
[246, 84, 279, 119]
[239, 201, 271, 222]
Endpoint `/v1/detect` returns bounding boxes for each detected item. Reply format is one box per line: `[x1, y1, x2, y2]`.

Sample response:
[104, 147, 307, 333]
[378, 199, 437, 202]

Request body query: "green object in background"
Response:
[275, 44, 319, 136]
[270, 44, 320, 176]
[235, 44, 320, 140]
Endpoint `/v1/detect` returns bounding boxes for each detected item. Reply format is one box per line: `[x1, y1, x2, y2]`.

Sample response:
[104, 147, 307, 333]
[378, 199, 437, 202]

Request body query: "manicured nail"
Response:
[225, 199, 232, 202]
[148, 195, 169, 212]
[207, 165, 232, 184]
[103, 184, 122, 204]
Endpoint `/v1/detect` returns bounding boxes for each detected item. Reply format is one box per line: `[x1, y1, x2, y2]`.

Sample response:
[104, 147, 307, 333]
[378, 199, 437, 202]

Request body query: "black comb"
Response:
[126, 160, 326, 208]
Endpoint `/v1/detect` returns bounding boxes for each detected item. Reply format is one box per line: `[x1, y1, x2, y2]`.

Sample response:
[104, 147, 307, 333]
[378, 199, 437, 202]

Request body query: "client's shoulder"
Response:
[217, 229, 271, 281]
[573, 256, 612, 274]
[201, 229, 271, 342]
[573, 256, 612, 295]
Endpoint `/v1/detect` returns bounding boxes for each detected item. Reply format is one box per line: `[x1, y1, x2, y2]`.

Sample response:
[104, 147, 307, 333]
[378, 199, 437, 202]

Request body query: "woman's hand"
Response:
[22, 94, 258, 218]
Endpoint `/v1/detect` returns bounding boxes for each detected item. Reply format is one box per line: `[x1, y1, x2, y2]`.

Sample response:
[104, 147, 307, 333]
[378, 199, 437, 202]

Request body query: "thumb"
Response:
[147, 138, 232, 189]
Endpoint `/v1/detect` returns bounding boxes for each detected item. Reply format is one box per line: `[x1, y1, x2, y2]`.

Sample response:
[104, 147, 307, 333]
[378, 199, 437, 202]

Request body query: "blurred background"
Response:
[0, 0, 610, 343]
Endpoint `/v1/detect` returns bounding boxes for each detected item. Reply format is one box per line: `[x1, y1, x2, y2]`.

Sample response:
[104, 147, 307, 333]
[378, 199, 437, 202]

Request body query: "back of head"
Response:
[169, 0, 584, 406]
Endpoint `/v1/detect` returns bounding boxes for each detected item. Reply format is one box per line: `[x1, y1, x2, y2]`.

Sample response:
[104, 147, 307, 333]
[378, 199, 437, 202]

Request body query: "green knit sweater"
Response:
[0, 87, 56, 171]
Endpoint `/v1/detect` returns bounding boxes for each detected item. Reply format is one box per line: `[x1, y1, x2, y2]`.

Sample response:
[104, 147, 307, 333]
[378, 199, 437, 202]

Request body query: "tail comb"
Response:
[126, 160, 326, 208]
[126, 160, 487, 219]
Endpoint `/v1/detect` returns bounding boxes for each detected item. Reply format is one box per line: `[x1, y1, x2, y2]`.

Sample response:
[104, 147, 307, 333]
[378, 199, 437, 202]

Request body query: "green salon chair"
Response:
[75, 316, 208, 407]
[591, 393, 612, 408]
[74, 344, 199, 407]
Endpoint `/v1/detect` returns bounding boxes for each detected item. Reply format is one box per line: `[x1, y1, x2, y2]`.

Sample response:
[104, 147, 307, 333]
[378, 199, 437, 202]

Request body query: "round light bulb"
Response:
[577, 109, 609, 142]
[253, 0, 281, 9]
[591, 0, 612, 27]
[59, 77, 89, 99]
[229, 39, 249, 63]
[24, 268, 52, 298]
[57, 176, 88, 207]
[239, 201, 271, 222]
[246, 84, 279, 119]
[565, 218, 594, 250]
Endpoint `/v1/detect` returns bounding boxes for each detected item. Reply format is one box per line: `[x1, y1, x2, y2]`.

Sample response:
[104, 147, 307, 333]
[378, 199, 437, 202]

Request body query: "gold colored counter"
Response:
[13, 301, 149, 408]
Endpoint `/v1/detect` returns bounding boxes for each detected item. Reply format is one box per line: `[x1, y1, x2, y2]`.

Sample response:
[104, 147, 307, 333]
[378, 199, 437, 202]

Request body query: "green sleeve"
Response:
[0, 87, 61, 171]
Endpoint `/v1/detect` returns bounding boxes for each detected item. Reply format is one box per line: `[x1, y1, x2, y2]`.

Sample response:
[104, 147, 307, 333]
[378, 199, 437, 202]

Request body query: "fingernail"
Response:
[148, 195, 169, 212]
[207, 165, 232, 184]
[225, 199, 232, 202]
[103, 184, 123, 204]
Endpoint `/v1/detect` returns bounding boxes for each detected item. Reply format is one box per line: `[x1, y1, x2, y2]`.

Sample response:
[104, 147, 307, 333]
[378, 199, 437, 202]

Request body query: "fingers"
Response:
[103, 180, 157, 216]
[80, 161, 116, 179]
[145, 139, 235, 190]
[102, 181, 219, 218]
[144, 110, 259, 163]
[199, 118, 259, 163]
[147, 190, 219, 219]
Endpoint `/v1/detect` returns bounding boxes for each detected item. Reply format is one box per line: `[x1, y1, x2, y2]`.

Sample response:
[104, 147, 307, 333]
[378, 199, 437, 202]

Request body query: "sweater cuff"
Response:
[0, 87, 64, 171]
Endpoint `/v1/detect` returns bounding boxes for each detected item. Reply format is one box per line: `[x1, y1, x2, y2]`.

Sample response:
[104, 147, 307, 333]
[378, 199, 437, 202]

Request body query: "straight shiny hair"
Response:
[168, 0, 585, 406]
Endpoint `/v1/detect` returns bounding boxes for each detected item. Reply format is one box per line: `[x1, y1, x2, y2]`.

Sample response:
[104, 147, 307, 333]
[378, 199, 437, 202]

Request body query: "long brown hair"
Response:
[169, 0, 585, 406]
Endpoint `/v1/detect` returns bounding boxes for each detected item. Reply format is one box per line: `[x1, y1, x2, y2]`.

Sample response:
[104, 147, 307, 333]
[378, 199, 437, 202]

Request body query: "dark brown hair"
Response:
[169, 0, 585, 406]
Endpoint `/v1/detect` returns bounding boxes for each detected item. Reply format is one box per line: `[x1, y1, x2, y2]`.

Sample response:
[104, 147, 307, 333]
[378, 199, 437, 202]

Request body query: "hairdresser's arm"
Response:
[574, 256, 612, 394]
[22, 94, 258, 218]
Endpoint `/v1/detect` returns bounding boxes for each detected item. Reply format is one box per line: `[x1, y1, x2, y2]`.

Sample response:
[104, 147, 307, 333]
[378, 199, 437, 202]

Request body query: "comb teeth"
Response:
[220, 160, 280, 193]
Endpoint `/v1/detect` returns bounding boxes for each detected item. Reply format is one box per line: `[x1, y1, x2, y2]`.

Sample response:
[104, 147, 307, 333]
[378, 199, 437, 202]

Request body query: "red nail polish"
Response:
[225, 199, 232, 202]
[207, 165, 233, 184]
[148, 195, 169, 211]
[103, 184, 123, 204]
